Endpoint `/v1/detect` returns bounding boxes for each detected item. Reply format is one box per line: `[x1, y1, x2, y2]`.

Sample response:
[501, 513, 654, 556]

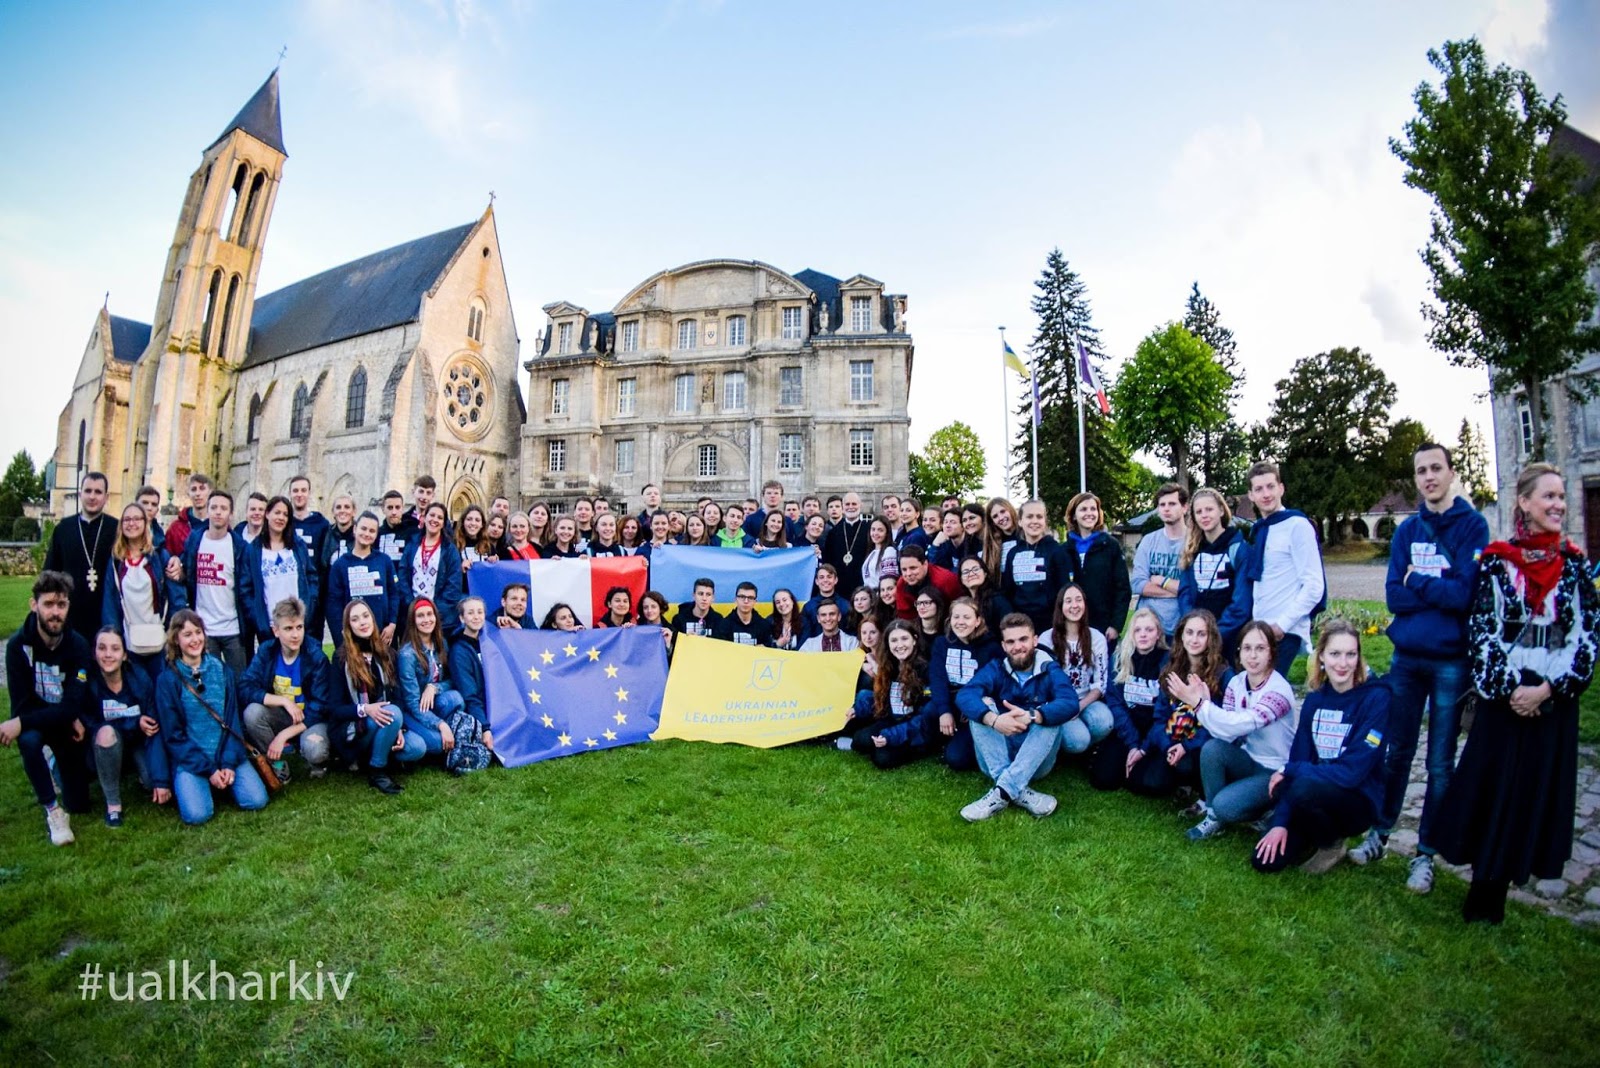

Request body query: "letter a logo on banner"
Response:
[748, 660, 783, 691]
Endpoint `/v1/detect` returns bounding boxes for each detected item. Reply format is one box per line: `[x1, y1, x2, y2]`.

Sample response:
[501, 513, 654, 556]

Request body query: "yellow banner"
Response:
[655, 634, 863, 748]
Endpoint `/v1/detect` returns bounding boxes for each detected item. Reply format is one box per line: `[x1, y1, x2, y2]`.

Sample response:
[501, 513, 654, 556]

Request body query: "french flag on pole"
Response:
[467, 558, 649, 627]
[1075, 335, 1111, 416]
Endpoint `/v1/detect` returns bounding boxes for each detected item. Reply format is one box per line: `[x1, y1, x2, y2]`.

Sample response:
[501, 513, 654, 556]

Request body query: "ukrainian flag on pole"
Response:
[1002, 338, 1029, 378]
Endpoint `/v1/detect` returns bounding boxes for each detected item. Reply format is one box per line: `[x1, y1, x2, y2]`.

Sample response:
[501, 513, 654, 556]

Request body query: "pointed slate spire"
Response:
[211, 70, 286, 156]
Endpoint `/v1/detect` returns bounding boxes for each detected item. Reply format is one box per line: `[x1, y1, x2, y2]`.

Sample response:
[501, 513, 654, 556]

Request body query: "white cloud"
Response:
[1480, 0, 1550, 63]
[296, 0, 528, 146]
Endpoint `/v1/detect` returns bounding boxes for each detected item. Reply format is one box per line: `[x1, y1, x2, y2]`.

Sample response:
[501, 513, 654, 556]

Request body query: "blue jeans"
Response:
[173, 763, 268, 825]
[1378, 652, 1468, 855]
[1274, 633, 1303, 678]
[400, 691, 465, 757]
[1200, 739, 1275, 824]
[971, 722, 1061, 798]
[1061, 701, 1114, 754]
[365, 705, 426, 768]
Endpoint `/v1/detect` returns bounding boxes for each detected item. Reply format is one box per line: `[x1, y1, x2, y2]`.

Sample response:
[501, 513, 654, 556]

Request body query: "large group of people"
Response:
[5, 450, 1594, 925]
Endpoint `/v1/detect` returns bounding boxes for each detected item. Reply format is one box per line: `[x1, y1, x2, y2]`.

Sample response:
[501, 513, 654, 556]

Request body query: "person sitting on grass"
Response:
[497, 583, 531, 629]
[597, 586, 635, 628]
[154, 609, 270, 825]
[1253, 618, 1390, 875]
[924, 596, 1001, 771]
[83, 626, 169, 827]
[1038, 584, 1115, 756]
[396, 598, 465, 762]
[331, 600, 423, 796]
[240, 596, 333, 785]
[955, 612, 1081, 821]
[1182, 620, 1299, 841]
[446, 596, 494, 774]
[851, 620, 934, 769]
[673, 578, 722, 639]
[1088, 608, 1168, 792]
[1138, 609, 1232, 799]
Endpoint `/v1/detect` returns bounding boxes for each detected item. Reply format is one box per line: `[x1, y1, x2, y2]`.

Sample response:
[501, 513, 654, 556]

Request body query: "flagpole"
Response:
[1030, 360, 1040, 501]
[1072, 329, 1088, 495]
[999, 326, 1012, 496]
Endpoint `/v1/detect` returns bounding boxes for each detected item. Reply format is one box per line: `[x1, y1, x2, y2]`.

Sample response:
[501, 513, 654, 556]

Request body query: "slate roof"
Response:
[792, 268, 841, 334]
[107, 315, 152, 363]
[244, 221, 475, 368]
[211, 70, 286, 156]
[1553, 123, 1600, 194]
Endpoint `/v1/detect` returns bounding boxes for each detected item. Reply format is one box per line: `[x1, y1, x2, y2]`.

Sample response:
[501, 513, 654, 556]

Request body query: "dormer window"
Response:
[557, 321, 574, 354]
[850, 296, 873, 333]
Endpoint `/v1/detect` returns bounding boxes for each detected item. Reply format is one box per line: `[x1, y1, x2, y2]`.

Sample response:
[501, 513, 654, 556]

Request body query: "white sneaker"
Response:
[45, 805, 75, 847]
[1347, 829, 1386, 866]
[1013, 787, 1058, 818]
[961, 787, 1009, 822]
[1406, 854, 1435, 894]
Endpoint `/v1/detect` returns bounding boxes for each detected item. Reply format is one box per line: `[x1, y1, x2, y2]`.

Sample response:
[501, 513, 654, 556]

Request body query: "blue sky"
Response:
[3, 0, 1595, 495]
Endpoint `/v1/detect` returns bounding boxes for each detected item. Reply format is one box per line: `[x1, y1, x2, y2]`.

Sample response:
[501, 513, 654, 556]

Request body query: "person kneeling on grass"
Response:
[1139, 609, 1232, 800]
[955, 613, 1082, 821]
[1254, 619, 1390, 874]
[331, 600, 423, 795]
[851, 620, 934, 769]
[445, 597, 494, 775]
[396, 598, 466, 762]
[1088, 608, 1167, 792]
[83, 627, 170, 827]
[923, 597, 1000, 771]
[154, 610, 269, 826]
[240, 596, 333, 784]
[1182, 620, 1298, 841]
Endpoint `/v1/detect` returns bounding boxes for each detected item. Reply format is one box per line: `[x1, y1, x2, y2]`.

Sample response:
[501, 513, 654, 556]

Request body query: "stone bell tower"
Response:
[126, 70, 286, 498]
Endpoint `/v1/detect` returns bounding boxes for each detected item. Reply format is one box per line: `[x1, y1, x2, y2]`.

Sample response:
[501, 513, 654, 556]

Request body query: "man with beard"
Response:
[2, 571, 93, 845]
[823, 491, 870, 593]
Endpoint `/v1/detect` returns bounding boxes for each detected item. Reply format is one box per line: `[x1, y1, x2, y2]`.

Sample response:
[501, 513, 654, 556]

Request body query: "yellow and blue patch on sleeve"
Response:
[1364, 730, 1383, 748]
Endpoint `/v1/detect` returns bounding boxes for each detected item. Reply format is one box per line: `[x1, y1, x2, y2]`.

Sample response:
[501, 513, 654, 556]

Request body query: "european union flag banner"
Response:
[648, 545, 817, 606]
[480, 626, 668, 767]
[468, 557, 648, 627]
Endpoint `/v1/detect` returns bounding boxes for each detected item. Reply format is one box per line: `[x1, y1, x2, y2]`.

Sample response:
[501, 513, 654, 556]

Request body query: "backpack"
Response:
[445, 710, 491, 774]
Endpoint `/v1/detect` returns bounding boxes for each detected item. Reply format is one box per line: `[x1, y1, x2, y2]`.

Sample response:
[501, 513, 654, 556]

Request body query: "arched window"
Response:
[467, 300, 486, 343]
[346, 367, 367, 429]
[238, 172, 266, 245]
[200, 269, 222, 355]
[247, 394, 263, 443]
[222, 163, 245, 236]
[290, 382, 311, 440]
[217, 275, 240, 359]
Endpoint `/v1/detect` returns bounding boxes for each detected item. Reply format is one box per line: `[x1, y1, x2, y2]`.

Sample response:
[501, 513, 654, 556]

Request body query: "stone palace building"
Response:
[520, 261, 913, 509]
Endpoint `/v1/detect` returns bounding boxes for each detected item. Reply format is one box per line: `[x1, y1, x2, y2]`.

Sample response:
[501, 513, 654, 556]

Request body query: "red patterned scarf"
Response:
[1482, 529, 1569, 613]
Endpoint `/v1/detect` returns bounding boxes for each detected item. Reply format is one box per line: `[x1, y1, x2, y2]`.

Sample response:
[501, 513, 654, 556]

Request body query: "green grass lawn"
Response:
[3, 581, 1599, 1064]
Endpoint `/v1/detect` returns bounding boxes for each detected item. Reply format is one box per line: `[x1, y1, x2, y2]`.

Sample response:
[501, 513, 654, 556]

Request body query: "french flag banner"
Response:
[467, 557, 649, 627]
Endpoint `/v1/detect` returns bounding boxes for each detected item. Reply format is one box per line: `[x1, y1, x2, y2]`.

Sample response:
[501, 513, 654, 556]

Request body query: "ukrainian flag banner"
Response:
[648, 545, 817, 607]
[655, 634, 862, 748]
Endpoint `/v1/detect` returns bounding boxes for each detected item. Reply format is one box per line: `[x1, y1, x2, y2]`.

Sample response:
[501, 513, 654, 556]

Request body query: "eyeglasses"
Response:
[736, 593, 756, 601]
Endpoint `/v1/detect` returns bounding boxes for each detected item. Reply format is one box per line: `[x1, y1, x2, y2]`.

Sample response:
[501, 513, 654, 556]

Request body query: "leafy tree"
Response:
[909, 421, 987, 502]
[0, 450, 42, 524]
[1264, 347, 1397, 540]
[1455, 417, 1496, 505]
[1182, 282, 1245, 488]
[1012, 249, 1140, 523]
[1379, 417, 1434, 496]
[1392, 37, 1600, 458]
[1110, 322, 1231, 489]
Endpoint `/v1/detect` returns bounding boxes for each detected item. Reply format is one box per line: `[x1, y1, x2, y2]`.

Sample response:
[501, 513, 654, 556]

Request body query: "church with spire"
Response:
[51, 71, 523, 518]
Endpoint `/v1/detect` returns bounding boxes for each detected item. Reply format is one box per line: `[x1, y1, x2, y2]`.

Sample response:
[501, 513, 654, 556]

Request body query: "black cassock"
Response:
[43, 513, 118, 641]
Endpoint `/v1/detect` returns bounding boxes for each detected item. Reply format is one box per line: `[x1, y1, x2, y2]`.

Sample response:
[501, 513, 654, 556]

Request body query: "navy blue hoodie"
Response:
[1385, 497, 1489, 659]
[1275, 674, 1390, 828]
